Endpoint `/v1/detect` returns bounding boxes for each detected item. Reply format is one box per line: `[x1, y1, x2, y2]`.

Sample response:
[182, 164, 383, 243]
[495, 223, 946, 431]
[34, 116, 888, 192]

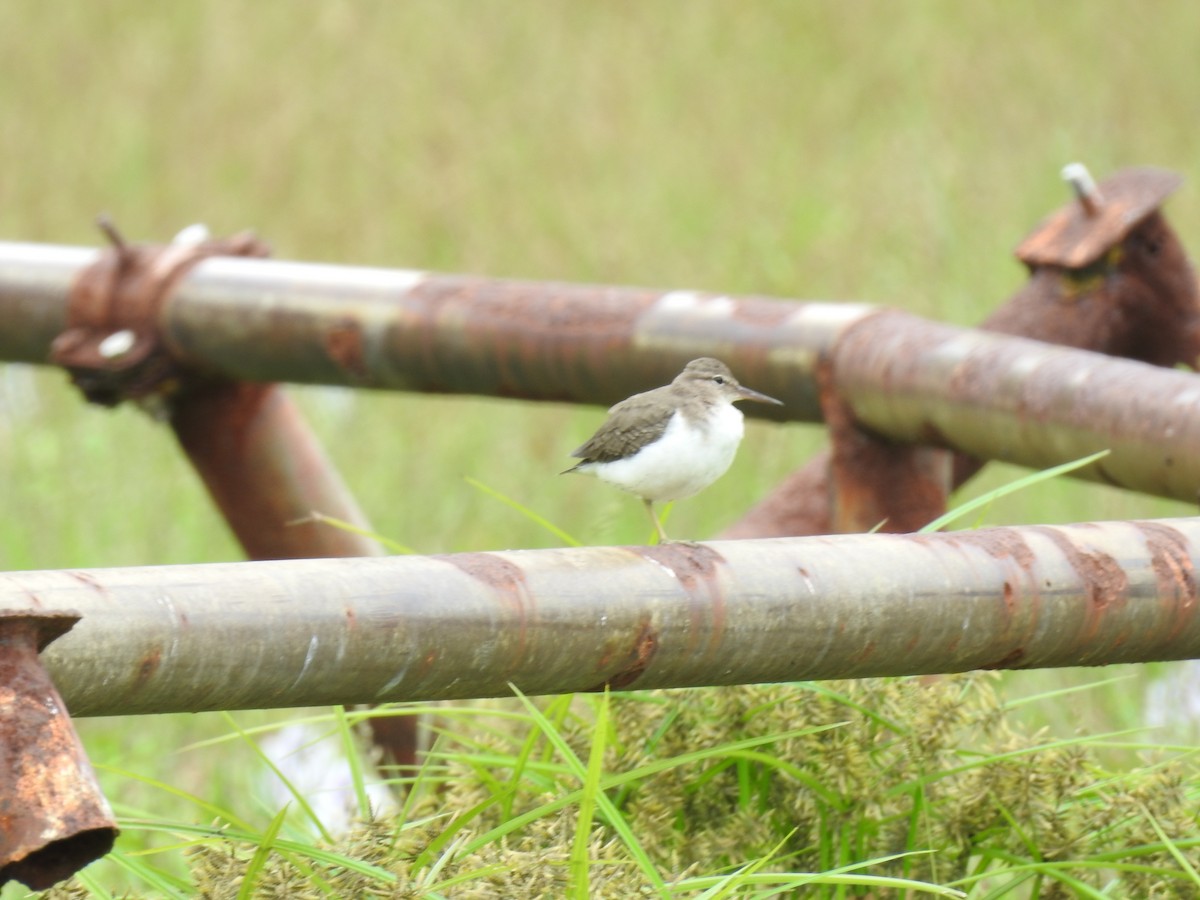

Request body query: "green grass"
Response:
[3, 2, 1200, 896]
[27, 681, 1200, 898]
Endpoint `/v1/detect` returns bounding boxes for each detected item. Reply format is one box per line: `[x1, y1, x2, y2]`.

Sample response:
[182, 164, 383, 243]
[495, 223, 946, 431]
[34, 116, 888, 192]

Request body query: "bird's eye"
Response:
[713, 375, 725, 384]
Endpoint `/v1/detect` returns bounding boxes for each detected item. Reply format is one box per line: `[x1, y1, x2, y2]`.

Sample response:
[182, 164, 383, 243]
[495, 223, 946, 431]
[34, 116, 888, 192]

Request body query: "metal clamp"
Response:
[49, 218, 269, 407]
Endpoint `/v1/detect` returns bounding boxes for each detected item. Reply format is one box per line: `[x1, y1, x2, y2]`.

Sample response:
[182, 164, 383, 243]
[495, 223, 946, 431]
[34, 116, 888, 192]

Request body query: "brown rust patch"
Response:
[851, 640, 878, 664]
[440, 552, 533, 661]
[588, 618, 660, 691]
[937, 528, 1039, 572]
[414, 648, 438, 679]
[1002, 581, 1015, 615]
[325, 318, 369, 381]
[919, 529, 1044, 650]
[1031, 526, 1128, 612]
[441, 552, 530, 594]
[1030, 526, 1128, 650]
[981, 647, 1027, 670]
[402, 276, 658, 400]
[635, 541, 725, 587]
[818, 353, 949, 533]
[133, 648, 161, 688]
[632, 542, 727, 659]
[1136, 521, 1199, 643]
[67, 571, 108, 594]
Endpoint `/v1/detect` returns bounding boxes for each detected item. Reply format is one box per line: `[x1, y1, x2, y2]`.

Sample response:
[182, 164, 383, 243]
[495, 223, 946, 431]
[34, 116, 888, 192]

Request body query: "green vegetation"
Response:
[3, 2, 1200, 896]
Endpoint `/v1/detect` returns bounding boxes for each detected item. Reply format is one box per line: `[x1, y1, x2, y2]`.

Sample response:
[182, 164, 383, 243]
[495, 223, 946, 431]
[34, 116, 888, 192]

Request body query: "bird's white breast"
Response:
[588, 403, 745, 502]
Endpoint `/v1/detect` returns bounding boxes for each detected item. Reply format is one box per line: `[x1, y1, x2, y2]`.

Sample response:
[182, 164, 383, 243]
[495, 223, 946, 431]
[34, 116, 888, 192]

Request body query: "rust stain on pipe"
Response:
[441, 552, 534, 667]
[0, 610, 117, 890]
[1030, 527, 1129, 656]
[634, 542, 728, 660]
[947, 528, 1039, 572]
[916, 528, 1045, 668]
[1135, 521, 1199, 643]
[324, 317, 369, 382]
[591, 617, 660, 691]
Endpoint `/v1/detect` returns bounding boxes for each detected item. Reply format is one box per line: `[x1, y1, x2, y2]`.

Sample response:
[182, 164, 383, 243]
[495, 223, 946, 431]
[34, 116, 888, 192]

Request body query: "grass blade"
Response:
[286, 510, 418, 554]
[236, 804, 289, 900]
[332, 704, 372, 820]
[465, 476, 582, 546]
[569, 688, 609, 898]
[920, 449, 1111, 533]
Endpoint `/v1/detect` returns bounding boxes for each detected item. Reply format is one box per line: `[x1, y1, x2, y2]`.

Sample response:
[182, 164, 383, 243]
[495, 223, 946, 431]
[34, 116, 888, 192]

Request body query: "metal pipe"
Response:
[833, 312, 1200, 501]
[4, 242, 1200, 501]
[7, 518, 1200, 717]
[170, 380, 382, 560]
[0, 241, 870, 420]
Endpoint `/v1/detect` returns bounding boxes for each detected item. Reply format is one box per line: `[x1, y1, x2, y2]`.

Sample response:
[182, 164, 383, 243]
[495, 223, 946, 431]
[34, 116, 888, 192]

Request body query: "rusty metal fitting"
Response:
[1015, 165, 1183, 270]
[0, 609, 116, 890]
[817, 355, 950, 534]
[49, 217, 270, 407]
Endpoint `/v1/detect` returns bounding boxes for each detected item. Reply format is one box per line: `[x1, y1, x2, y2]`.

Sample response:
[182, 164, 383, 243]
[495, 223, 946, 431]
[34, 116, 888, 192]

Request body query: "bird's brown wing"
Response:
[569, 393, 674, 463]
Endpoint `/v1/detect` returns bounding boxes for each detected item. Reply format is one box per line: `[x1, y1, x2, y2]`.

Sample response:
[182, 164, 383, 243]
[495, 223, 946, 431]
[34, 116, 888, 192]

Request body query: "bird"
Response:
[563, 358, 782, 542]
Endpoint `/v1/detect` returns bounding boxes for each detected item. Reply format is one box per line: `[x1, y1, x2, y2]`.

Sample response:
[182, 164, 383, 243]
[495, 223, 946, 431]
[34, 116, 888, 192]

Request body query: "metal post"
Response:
[0, 611, 117, 890]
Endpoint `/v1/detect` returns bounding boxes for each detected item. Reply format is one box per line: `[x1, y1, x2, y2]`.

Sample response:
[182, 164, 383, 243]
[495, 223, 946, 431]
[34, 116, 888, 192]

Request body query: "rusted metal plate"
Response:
[1015, 167, 1183, 269]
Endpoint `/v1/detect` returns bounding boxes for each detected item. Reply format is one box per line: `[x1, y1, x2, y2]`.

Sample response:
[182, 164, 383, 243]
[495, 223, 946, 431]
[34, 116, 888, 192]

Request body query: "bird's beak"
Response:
[736, 385, 783, 406]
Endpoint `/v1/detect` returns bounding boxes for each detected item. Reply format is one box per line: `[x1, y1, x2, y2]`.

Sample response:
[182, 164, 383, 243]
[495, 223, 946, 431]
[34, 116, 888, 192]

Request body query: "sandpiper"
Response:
[563, 357, 782, 542]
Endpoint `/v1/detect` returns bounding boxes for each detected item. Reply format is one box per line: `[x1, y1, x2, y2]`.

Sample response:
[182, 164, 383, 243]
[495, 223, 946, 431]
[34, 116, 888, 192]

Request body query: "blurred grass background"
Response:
[3, 1, 1200, 894]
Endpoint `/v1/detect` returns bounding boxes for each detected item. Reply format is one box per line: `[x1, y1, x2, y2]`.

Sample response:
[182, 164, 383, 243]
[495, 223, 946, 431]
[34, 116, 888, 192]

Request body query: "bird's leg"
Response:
[643, 498, 670, 544]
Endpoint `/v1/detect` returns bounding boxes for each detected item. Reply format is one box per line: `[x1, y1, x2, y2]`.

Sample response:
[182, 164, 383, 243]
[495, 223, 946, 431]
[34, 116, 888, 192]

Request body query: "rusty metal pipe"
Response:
[5, 243, 1200, 501]
[170, 379, 382, 560]
[4, 518, 1199, 717]
[832, 311, 1200, 500]
[0, 241, 869, 417]
[0, 611, 117, 890]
